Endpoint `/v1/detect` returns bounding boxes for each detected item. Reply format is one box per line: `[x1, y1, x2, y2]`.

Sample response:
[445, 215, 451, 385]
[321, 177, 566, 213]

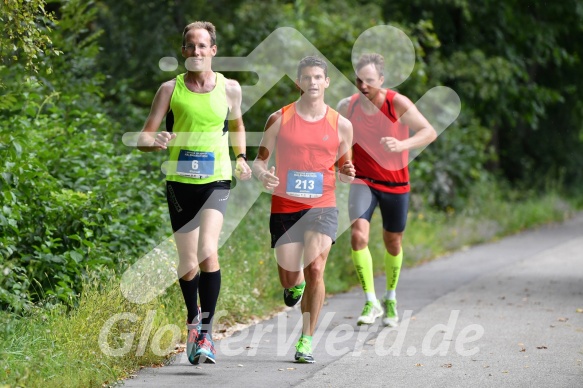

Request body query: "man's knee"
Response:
[304, 257, 326, 283]
[180, 267, 198, 280]
[198, 241, 219, 261]
[383, 232, 403, 255]
[351, 228, 369, 250]
[280, 271, 303, 288]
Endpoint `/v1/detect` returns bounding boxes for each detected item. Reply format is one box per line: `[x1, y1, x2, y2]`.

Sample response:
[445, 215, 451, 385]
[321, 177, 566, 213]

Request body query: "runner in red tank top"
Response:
[253, 56, 355, 363]
[337, 53, 436, 327]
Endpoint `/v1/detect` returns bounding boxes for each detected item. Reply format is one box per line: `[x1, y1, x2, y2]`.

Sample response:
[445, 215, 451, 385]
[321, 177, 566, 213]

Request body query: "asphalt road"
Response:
[123, 213, 583, 387]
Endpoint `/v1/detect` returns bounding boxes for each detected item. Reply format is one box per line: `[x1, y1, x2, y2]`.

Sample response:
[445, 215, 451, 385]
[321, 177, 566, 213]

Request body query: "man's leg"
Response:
[169, 180, 206, 365]
[378, 191, 409, 327]
[287, 230, 331, 364]
[351, 218, 375, 300]
[382, 231, 403, 327]
[175, 208, 223, 364]
[301, 230, 332, 335]
[271, 212, 306, 307]
[383, 231, 403, 297]
[169, 180, 203, 325]
[174, 227, 202, 365]
[349, 184, 382, 324]
[276, 242, 306, 306]
[190, 208, 224, 364]
[276, 243, 304, 287]
[197, 208, 223, 328]
[175, 228, 201, 321]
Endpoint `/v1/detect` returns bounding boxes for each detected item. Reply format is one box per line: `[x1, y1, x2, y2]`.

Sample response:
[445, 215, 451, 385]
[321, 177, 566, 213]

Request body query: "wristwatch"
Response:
[236, 153, 247, 161]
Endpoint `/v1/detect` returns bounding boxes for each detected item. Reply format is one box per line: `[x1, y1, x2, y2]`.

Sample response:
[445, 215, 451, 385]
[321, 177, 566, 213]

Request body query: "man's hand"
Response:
[152, 131, 176, 150]
[258, 166, 279, 190]
[339, 160, 355, 183]
[380, 136, 405, 153]
[235, 159, 252, 180]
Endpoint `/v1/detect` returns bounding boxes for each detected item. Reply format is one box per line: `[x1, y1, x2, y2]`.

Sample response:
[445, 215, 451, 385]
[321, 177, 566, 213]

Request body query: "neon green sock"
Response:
[384, 248, 403, 296]
[351, 247, 376, 300]
[300, 334, 312, 343]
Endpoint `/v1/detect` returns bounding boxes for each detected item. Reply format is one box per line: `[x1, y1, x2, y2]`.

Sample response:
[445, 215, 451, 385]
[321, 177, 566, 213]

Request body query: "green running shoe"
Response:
[382, 298, 399, 327]
[357, 300, 383, 325]
[283, 281, 306, 307]
[294, 337, 315, 363]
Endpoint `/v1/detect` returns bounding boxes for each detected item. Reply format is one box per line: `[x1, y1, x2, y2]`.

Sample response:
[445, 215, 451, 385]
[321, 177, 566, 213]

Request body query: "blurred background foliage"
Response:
[1, 0, 582, 311]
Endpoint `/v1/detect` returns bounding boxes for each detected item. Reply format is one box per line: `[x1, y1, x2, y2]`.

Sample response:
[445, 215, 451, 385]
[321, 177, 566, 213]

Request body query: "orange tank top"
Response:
[271, 102, 340, 213]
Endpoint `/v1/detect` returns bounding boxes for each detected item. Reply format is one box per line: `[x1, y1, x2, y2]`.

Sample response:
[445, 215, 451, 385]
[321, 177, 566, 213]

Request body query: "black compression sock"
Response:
[179, 273, 200, 323]
[199, 269, 221, 334]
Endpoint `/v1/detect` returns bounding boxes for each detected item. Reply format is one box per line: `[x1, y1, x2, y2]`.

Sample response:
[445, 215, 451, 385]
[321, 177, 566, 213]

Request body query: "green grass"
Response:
[0, 183, 578, 387]
[0, 273, 192, 387]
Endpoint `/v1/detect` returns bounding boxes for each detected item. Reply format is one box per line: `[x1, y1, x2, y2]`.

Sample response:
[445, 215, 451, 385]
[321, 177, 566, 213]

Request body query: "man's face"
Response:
[297, 66, 330, 98]
[182, 28, 217, 71]
[356, 64, 384, 101]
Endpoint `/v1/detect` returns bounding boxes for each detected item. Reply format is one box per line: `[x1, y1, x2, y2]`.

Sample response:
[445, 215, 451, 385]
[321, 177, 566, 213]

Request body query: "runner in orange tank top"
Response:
[253, 56, 355, 364]
[337, 53, 436, 327]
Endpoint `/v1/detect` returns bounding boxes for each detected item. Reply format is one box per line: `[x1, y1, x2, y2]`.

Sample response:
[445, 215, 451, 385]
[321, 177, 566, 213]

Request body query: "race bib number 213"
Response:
[286, 170, 323, 198]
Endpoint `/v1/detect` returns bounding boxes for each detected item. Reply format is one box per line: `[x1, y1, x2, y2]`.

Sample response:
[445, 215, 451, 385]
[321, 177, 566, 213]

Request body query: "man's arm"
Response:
[252, 110, 282, 190]
[226, 79, 251, 180]
[380, 93, 437, 153]
[337, 115, 355, 183]
[137, 80, 176, 152]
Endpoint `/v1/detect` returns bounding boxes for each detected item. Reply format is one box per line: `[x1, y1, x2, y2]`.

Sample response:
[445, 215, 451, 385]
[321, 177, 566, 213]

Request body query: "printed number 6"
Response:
[191, 160, 199, 170]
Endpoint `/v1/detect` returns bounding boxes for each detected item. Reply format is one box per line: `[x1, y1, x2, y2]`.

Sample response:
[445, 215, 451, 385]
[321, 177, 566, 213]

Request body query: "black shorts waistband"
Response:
[355, 176, 409, 187]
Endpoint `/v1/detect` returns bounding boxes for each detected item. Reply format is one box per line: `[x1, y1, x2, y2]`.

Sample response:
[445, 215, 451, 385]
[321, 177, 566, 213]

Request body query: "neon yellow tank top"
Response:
[166, 72, 231, 184]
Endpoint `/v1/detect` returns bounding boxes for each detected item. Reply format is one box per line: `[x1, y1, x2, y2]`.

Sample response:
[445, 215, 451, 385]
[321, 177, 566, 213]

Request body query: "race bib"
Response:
[286, 170, 323, 198]
[176, 150, 215, 178]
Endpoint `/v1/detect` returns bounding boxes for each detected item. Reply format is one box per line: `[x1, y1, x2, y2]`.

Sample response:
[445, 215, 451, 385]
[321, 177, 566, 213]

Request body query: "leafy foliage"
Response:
[0, 1, 167, 311]
[0, 0, 582, 312]
[382, 0, 583, 188]
[0, 0, 61, 77]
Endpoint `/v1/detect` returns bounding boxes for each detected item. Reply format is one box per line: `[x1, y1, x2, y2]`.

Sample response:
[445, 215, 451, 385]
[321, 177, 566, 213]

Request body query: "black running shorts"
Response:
[269, 207, 339, 248]
[348, 183, 409, 233]
[166, 180, 230, 233]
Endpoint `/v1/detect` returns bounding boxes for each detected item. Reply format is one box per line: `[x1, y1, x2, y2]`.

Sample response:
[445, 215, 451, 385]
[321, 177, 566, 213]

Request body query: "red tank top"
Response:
[347, 89, 410, 194]
[271, 102, 340, 213]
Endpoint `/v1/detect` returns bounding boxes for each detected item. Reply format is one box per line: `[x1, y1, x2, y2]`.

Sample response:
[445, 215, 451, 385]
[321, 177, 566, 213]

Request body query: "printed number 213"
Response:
[295, 179, 314, 190]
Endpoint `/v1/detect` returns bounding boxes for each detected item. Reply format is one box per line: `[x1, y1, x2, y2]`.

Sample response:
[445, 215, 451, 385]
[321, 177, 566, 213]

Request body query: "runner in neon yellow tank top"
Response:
[137, 21, 252, 365]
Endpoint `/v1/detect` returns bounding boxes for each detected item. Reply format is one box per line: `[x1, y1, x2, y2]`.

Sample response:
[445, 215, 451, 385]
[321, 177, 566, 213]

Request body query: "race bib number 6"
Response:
[286, 170, 323, 198]
[176, 150, 215, 178]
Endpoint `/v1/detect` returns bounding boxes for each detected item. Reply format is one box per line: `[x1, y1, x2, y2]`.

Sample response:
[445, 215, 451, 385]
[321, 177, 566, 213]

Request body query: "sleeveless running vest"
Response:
[272, 103, 340, 213]
[166, 72, 231, 184]
[347, 89, 410, 194]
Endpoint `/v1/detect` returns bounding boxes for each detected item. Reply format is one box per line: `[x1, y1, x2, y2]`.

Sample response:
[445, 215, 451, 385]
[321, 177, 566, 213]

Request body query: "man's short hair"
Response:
[355, 53, 384, 77]
[183, 21, 217, 47]
[297, 56, 328, 79]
